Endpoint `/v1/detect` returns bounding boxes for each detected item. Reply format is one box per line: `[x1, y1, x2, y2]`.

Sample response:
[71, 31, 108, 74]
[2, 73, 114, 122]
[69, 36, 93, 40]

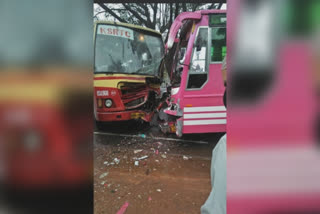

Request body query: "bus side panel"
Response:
[181, 63, 226, 134]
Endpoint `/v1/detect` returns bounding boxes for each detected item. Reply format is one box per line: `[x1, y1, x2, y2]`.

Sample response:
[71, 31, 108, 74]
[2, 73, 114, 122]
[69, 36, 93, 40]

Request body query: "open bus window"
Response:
[187, 28, 208, 89]
[211, 27, 226, 62]
[284, 0, 320, 37]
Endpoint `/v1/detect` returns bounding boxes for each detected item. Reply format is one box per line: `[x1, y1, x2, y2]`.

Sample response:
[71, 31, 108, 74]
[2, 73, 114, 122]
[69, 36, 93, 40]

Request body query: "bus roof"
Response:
[94, 21, 162, 36]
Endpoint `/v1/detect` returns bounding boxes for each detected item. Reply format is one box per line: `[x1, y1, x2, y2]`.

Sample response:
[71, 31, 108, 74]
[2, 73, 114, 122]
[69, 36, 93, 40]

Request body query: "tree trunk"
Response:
[182, 3, 187, 12]
[153, 3, 158, 29]
[169, 3, 173, 26]
[174, 3, 180, 18]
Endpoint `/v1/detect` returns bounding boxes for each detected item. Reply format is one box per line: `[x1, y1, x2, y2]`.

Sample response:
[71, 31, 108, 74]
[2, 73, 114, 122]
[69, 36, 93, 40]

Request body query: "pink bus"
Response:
[227, 0, 320, 213]
[159, 10, 227, 137]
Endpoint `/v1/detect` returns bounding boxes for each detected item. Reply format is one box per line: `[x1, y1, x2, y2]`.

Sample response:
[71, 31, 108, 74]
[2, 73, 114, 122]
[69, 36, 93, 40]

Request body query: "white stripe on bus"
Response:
[184, 113, 227, 119]
[184, 106, 226, 112]
[183, 119, 227, 125]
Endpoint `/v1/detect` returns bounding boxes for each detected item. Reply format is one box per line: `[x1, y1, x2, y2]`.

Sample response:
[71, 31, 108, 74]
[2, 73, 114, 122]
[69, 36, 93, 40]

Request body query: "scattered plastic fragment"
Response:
[161, 154, 167, 159]
[134, 149, 143, 154]
[155, 160, 159, 163]
[156, 189, 162, 192]
[114, 158, 120, 165]
[183, 155, 189, 160]
[134, 161, 139, 166]
[148, 196, 152, 201]
[103, 161, 108, 165]
[135, 155, 148, 160]
[138, 134, 146, 138]
[101, 181, 107, 185]
[99, 172, 108, 179]
[155, 150, 159, 155]
[116, 202, 129, 214]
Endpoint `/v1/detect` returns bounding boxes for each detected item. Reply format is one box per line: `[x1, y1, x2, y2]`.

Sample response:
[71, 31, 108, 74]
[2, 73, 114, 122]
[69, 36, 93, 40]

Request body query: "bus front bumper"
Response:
[96, 110, 153, 122]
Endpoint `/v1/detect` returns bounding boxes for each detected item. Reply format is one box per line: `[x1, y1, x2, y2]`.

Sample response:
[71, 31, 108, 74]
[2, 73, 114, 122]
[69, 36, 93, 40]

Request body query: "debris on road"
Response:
[99, 172, 108, 179]
[94, 124, 222, 213]
[134, 155, 149, 160]
[116, 202, 129, 214]
[134, 149, 143, 154]
[138, 134, 146, 138]
[114, 158, 121, 165]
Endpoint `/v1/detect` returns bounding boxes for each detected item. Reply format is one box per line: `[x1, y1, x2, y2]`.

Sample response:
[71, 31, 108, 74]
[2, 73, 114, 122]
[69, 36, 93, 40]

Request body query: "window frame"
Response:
[209, 26, 227, 64]
[186, 26, 210, 91]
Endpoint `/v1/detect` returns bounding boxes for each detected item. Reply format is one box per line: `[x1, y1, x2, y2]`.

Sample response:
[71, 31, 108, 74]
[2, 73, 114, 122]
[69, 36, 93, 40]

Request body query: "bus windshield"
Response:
[94, 24, 164, 75]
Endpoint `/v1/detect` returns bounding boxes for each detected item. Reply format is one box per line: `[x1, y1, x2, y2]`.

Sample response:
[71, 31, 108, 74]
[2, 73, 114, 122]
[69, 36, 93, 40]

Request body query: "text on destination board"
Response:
[98, 25, 134, 40]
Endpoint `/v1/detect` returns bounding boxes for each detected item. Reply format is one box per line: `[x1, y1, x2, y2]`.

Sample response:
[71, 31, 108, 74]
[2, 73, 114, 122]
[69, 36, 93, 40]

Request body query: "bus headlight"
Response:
[105, 99, 113, 108]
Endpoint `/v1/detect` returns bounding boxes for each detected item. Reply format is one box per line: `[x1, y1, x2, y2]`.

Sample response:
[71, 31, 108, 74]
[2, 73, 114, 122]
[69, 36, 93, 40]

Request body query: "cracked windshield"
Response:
[95, 24, 164, 75]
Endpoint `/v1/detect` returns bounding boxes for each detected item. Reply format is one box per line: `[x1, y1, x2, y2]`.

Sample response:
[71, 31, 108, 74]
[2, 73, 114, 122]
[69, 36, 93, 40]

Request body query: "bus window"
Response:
[211, 27, 226, 63]
[187, 27, 208, 89]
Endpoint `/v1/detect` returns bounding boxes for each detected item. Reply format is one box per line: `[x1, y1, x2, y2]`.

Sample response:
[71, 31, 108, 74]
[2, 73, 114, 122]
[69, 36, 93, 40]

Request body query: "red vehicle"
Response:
[93, 21, 166, 126]
[159, 10, 227, 137]
[0, 68, 93, 190]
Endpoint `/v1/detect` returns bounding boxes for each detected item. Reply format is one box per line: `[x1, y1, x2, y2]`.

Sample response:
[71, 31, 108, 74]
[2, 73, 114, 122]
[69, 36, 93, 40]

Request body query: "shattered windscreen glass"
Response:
[94, 24, 164, 75]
